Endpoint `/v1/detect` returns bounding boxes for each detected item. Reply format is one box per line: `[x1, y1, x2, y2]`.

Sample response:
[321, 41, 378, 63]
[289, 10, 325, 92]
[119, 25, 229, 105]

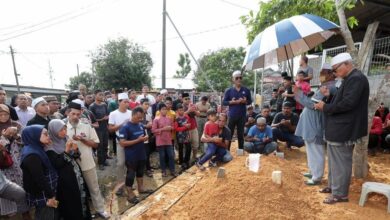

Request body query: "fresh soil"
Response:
[132, 142, 390, 220]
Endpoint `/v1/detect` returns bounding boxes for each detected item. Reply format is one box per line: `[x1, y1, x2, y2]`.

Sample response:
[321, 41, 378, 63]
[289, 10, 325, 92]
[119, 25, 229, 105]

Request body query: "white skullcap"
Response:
[331, 53, 352, 66]
[32, 97, 46, 109]
[118, 93, 129, 101]
[72, 99, 85, 108]
[232, 70, 241, 77]
[256, 117, 267, 125]
[321, 63, 332, 70]
[160, 89, 168, 95]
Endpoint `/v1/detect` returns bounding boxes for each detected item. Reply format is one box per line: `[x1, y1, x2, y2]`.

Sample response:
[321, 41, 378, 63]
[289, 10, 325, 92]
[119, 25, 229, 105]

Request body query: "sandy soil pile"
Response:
[139, 145, 390, 220]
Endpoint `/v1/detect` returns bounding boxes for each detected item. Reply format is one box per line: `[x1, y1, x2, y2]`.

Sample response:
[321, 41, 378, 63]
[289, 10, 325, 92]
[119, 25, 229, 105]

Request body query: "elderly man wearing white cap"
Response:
[294, 63, 336, 186]
[314, 52, 369, 204]
[223, 70, 252, 150]
[108, 93, 132, 195]
[26, 97, 50, 128]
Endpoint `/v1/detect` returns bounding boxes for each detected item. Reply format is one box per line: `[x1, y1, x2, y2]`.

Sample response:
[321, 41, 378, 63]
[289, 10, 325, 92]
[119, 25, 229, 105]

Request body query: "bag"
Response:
[0, 145, 14, 169]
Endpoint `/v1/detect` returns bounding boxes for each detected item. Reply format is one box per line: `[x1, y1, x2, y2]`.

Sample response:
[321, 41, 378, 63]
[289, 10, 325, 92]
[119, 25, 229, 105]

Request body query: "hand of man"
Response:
[2, 127, 18, 138]
[292, 85, 300, 94]
[46, 197, 58, 208]
[185, 123, 191, 129]
[314, 101, 325, 111]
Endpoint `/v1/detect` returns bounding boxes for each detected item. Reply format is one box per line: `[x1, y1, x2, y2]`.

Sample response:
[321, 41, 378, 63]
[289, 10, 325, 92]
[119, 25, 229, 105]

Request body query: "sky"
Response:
[0, 0, 260, 90]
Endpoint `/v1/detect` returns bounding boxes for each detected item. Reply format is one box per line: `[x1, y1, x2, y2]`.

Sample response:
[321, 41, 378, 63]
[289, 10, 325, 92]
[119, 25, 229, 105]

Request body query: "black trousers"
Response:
[96, 129, 109, 165]
[178, 142, 191, 165]
[368, 134, 379, 149]
[228, 115, 245, 150]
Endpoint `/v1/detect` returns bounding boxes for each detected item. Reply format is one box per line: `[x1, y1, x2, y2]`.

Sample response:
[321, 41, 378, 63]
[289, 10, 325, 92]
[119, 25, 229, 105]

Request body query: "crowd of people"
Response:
[0, 52, 389, 219]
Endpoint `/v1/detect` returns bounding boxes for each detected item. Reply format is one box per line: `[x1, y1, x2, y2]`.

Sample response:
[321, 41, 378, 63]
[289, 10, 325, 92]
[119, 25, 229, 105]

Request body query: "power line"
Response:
[0, 23, 28, 31]
[0, 0, 121, 42]
[219, 0, 253, 11]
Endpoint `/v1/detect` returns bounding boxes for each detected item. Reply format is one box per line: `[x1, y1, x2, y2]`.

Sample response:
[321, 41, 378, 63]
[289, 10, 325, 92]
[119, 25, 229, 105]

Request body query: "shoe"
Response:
[196, 162, 205, 171]
[115, 187, 124, 196]
[127, 196, 140, 205]
[303, 173, 312, 178]
[99, 165, 105, 170]
[208, 160, 217, 167]
[170, 171, 178, 177]
[97, 211, 110, 219]
[304, 179, 321, 186]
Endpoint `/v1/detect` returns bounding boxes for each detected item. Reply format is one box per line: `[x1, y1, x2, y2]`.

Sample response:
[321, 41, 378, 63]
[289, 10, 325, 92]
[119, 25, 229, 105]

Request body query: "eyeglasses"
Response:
[235, 76, 242, 80]
[332, 63, 344, 73]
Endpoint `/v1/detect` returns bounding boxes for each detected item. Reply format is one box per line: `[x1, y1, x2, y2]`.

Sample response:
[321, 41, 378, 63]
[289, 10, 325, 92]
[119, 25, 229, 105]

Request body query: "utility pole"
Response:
[48, 60, 54, 88]
[9, 46, 21, 93]
[77, 64, 80, 77]
[162, 0, 166, 89]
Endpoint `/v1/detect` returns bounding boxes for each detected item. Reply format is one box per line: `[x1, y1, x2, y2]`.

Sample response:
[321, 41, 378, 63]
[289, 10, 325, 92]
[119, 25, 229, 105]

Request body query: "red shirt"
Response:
[129, 101, 139, 110]
[204, 121, 219, 137]
[185, 114, 197, 130]
[370, 116, 383, 135]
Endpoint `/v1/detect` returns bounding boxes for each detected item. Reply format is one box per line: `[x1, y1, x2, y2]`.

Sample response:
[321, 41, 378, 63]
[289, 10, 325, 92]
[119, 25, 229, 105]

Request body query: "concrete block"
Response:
[217, 167, 225, 178]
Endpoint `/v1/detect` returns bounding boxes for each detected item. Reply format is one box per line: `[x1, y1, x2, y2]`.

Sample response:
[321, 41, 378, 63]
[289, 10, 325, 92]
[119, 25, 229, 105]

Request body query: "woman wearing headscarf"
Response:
[46, 119, 91, 220]
[20, 125, 59, 220]
[0, 104, 31, 219]
[294, 63, 336, 186]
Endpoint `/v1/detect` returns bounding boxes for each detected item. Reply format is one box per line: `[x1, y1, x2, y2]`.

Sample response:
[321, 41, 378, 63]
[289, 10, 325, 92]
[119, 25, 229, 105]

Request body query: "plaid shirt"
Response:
[26, 169, 58, 208]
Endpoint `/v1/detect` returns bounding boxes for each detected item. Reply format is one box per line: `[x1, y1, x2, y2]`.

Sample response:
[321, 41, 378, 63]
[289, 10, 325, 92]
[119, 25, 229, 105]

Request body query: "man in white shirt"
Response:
[15, 94, 35, 127]
[67, 102, 110, 219]
[108, 93, 132, 195]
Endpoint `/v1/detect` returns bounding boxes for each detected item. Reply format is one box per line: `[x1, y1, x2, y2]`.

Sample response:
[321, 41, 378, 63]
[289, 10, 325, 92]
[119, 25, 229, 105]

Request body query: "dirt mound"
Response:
[138, 145, 390, 220]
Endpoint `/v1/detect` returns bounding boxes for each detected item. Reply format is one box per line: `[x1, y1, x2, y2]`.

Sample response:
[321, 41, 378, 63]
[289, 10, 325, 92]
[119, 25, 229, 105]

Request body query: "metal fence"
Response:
[308, 36, 390, 86]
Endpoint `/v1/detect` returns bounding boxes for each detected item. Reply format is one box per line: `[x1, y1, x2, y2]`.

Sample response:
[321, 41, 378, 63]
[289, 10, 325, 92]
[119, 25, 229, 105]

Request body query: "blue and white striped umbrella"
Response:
[243, 14, 339, 71]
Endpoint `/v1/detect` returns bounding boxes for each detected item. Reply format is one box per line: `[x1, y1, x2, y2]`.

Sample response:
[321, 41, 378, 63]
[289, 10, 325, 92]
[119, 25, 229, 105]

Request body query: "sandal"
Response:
[139, 189, 154, 194]
[304, 179, 320, 186]
[319, 187, 332, 193]
[127, 196, 140, 204]
[146, 170, 153, 177]
[170, 172, 178, 177]
[162, 171, 168, 177]
[303, 173, 312, 178]
[323, 195, 349, 204]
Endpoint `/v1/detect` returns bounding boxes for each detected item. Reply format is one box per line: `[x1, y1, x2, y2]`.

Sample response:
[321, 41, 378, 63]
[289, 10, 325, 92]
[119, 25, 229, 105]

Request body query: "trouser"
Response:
[178, 142, 191, 165]
[305, 140, 325, 182]
[327, 143, 353, 197]
[35, 206, 59, 220]
[109, 132, 117, 155]
[188, 129, 199, 151]
[145, 142, 152, 170]
[125, 160, 146, 187]
[243, 142, 277, 155]
[158, 145, 175, 172]
[381, 129, 390, 149]
[198, 143, 226, 165]
[116, 142, 126, 183]
[368, 134, 379, 150]
[96, 129, 109, 165]
[0, 181, 30, 214]
[228, 115, 245, 150]
[82, 168, 105, 213]
[272, 128, 304, 147]
[196, 117, 207, 144]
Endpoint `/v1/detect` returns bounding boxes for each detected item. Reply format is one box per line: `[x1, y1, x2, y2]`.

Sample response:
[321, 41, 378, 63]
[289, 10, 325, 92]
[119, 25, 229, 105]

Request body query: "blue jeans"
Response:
[158, 145, 175, 172]
[198, 143, 226, 165]
[244, 141, 277, 155]
[272, 128, 304, 147]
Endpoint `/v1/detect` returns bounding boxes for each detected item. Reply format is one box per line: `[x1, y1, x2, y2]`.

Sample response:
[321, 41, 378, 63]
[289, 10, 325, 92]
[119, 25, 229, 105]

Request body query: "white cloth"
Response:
[67, 121, 100, 171]
[82, 168, 105, 213]
[108, 109, 132, 136]
[15, 106, 35, 127]
[32, 97, 46, 109]
[118, 93, 129, 100]
[136, 94, 156, 105]
[331, 52, 352, 66]
[305, 140, 325, 182]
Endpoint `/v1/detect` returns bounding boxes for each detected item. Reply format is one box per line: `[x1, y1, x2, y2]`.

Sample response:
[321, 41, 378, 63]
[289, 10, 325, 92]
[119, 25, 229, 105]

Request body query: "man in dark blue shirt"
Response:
[118, 107, 152, 204]
[223, 70, 252, 150]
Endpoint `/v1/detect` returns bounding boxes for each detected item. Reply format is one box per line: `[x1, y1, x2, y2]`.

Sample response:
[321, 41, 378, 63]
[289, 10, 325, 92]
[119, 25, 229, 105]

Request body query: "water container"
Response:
[245, 153, 261, 173]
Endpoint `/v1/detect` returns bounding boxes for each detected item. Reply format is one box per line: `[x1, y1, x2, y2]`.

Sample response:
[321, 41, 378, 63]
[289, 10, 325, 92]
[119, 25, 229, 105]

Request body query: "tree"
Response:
[193, 47, 255, 92]
[91, 37, 153, 90]
[174, 53, 191, 78]
[66, 71, 94, 90]
[240, 0, 358, 44]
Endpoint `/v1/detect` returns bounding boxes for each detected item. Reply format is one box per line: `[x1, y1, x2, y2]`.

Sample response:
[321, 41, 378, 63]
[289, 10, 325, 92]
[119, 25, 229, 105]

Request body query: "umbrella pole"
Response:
[284, 45, 293, 77]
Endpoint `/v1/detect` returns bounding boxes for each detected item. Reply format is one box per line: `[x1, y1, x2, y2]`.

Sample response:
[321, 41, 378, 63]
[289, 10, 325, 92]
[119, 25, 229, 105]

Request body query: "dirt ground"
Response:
[123, 142, 390, 220]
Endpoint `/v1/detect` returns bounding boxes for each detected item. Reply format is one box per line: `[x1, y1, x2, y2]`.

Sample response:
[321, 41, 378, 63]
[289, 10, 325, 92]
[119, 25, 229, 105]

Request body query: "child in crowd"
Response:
[295, 71, 311, 114]
[152, 103, 177, 177]
[245, 106, 257, 135]
[174, 104, 192, 170]
[196, 109, 220, 170]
